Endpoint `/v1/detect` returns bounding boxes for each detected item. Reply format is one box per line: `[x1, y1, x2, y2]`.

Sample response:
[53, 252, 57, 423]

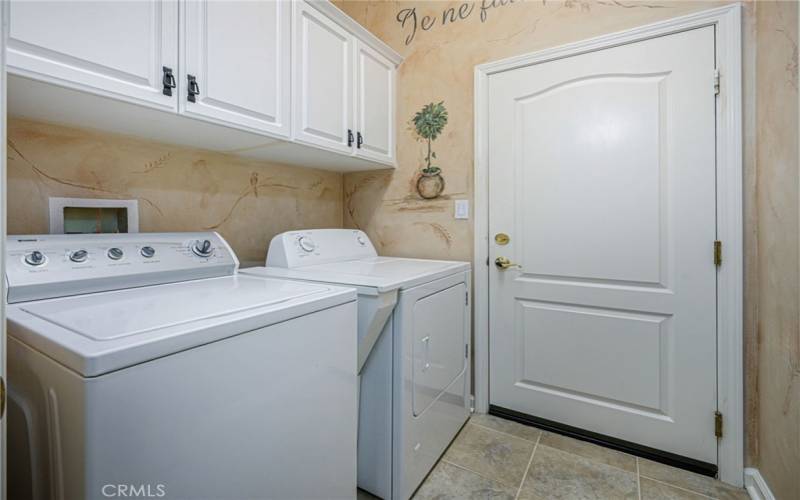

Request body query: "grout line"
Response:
[638, 476, 718, 499]
[468, 419, 541, 444]
[514, 432, 540, 500]
[533, 441, 637, 476]
[439, 458, 521, 490]
[636, 457, 642, 500]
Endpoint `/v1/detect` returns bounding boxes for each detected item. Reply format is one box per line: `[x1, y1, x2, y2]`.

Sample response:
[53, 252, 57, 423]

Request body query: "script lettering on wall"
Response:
[396, 0, 519, 45]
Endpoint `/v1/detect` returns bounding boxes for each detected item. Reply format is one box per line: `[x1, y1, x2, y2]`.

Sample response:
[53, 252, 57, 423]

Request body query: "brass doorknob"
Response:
[495, 257, 521, 270]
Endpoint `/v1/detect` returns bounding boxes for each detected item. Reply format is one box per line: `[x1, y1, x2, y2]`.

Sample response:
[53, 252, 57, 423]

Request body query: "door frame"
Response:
[473, 4, 743, 486]
[1, 2, 7, 496]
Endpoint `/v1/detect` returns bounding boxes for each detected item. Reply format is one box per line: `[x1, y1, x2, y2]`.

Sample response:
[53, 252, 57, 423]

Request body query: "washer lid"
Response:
[244, 257, 469, 294]
[8, 274, 355, 376]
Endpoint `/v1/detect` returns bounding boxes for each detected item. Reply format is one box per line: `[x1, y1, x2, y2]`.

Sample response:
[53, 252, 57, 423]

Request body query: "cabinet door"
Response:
[7, 0, 177, 111]
[181, 0, 290, 137]
[355, 41, 395, 165]
[293, 1, 354, 155]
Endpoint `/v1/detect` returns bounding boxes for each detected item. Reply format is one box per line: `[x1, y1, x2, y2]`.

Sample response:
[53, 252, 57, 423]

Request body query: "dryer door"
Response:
[393, 271, 470, 500]
[411, 282, 468, 417]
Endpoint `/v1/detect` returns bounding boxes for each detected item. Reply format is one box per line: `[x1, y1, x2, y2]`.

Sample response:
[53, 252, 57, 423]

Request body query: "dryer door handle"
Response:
[421, 335, 431, 372]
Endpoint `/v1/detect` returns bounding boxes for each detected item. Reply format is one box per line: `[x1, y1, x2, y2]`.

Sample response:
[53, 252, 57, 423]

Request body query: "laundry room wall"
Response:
[5, 118, 344, 264]
[753, 1, 800, 498]
[334, 1, 797, 495]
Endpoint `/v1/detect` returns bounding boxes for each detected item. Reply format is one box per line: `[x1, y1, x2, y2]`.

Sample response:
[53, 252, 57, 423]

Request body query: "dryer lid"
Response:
[245, 257, 469, 294]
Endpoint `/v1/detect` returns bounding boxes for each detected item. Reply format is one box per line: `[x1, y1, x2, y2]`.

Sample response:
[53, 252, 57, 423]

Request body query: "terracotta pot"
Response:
[417, 171, 445, 199]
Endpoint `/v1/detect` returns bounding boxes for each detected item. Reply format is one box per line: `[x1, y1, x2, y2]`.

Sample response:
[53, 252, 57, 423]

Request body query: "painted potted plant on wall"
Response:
[413, 101, 448, 199]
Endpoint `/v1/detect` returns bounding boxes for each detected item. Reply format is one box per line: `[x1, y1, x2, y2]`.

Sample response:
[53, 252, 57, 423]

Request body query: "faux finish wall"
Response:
[754, 1, 799, 498]
[6, 118, 344, 264]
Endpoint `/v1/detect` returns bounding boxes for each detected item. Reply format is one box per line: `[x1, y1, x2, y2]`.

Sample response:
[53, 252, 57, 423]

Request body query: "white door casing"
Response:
[181, 0, 291, 137]
[6, 0, 178, 111]
[293, 0, 354, 155]
[474, 4, 743, 485]
[1, 2, 6, 495]
[355, 40, 395, 166]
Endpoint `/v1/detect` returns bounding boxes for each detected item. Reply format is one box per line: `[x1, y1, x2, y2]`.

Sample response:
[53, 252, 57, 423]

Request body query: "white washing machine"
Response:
[6, 232, 358, 500]
[242, 229, 471, 500]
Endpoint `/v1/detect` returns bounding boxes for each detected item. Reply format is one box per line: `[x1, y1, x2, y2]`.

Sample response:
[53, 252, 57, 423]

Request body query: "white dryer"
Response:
[6, 232, 358, 500]
[242, 229, 471, 500]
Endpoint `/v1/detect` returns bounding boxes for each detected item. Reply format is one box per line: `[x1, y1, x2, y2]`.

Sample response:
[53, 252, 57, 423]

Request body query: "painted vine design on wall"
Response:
[204, 172, 327, 230]
[7, 139, 165, 216]
[413, 221, 454, 248]
[135, 152, 172, 174]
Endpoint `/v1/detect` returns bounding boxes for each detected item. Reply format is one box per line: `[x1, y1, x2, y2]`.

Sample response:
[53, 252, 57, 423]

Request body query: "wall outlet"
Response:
[454, 199, 469, 219]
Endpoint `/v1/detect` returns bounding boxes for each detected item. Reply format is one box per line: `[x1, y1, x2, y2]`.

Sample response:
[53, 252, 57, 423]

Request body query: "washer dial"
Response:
[298, 236, 316, 253]
[107, 247, 124, 260]
[192, 239, 215, 258]
[25, 251, 46, 267]
[69, 249, 89, 263]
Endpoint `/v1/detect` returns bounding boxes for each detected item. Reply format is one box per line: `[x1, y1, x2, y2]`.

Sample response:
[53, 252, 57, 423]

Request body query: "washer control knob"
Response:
[192, 239, 214, 258]
[140, 246, 156, 258]
[25, 251, 46, 267]
[107, 247, 124, 260]
[356, 235, 366, 246]
[69, 249, 89, 263]
[298, 236, 316, 252]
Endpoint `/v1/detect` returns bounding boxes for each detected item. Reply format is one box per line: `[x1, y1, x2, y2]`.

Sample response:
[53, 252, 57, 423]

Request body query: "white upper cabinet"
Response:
[181, 0, 291, 137]
[355, 41, 395, 165]
[7, 0, 178, 111]
[293, 1, 400, 166]
[293, 0, 354, 155]
[5, 0, 402, 171]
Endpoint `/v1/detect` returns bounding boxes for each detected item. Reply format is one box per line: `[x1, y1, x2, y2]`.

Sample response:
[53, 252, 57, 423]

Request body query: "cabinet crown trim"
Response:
[306, 0, 403, 66]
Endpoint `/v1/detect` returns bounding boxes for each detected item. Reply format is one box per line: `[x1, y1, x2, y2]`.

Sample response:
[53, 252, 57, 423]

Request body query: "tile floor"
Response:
[359, 414, 751, 500]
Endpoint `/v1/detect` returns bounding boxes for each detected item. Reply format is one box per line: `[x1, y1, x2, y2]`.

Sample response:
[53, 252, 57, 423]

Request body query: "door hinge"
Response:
[714, 240, 722, 267]
[466, 291, 469, 306]
[714, 411, 723, 438]
[714, 69, 721, 96]
[465, 343, 469, 359]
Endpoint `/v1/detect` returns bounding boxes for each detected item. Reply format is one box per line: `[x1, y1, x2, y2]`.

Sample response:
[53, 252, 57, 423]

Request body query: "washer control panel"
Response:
[6, 232, 238, 303]
[266, 229, 377, 268]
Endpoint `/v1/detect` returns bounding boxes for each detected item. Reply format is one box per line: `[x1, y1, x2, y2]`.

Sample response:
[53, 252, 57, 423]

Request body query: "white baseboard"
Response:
[744, 468, 776, 500]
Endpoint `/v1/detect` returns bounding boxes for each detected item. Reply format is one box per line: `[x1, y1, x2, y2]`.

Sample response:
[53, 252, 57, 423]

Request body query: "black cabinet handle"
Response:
[347, 129, 354, 148]
[187, 74, 200, 103]
[162, 66, 176, 96]
[357, 132, 363, 149]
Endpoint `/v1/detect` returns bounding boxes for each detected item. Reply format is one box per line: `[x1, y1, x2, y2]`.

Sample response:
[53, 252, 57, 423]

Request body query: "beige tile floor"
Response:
[360, 414, 751, 500]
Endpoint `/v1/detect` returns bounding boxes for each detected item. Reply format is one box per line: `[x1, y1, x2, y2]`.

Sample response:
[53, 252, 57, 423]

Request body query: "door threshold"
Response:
[489, 405, 718, 478]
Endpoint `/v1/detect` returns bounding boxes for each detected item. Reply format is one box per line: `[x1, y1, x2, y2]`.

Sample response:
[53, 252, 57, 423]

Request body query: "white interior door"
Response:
[6, 0, 177, 111]
[181, 0, 291, 137]
[293, 0, 354, 155]
[355, 41, 395, 165]
[488, 27, 718, 464]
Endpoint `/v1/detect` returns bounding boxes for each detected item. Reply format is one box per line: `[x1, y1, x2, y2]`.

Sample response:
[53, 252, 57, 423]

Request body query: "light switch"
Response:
[454, 199, 469, 219]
